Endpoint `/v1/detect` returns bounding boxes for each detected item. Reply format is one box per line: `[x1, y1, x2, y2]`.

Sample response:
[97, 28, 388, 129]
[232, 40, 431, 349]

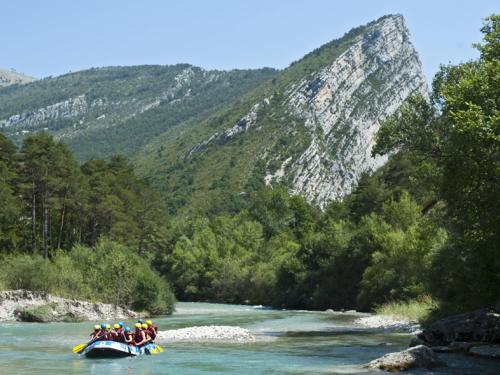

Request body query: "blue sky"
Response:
[1, 0, 498, 83]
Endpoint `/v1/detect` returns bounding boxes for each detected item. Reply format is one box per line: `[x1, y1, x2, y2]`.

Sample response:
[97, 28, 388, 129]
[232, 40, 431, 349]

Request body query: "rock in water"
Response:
[157, 325, 256, 343]
[418, 308, 500, 346]
[0, 290, 139, 322]
[367, 345, 445, 371]
[469, 345, 500, 359]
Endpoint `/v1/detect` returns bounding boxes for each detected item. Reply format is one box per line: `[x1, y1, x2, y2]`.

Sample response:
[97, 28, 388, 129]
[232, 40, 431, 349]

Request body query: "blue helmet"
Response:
[125, 326, 131, 332]
[118, 321, 124, 327]
[100, 323, 106, 329]
[138, 319, 144, 324]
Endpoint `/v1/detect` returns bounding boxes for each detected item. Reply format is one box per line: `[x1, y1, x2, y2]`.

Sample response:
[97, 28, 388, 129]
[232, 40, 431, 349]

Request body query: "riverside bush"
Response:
[0, 239, 175, 315]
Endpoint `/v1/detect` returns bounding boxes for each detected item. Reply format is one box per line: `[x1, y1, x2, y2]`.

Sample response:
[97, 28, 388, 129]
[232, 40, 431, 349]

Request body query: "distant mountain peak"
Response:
[0, 68, 36, 87]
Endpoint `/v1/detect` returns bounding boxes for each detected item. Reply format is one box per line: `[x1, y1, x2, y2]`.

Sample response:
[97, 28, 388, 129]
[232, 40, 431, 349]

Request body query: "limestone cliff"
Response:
[168, 14, 427, 210]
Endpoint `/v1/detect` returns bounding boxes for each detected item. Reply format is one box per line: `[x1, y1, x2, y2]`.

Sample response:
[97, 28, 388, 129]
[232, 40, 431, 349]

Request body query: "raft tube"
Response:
[82, 341, 160, 358]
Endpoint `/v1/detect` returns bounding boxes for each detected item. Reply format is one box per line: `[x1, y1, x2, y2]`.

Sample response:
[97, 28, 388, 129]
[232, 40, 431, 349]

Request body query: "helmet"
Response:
[106, 324, 110, 329]
[125, 327, 131, 332]
[141, 323, 148, 330]
[138, 319, 144, 324]
[135, 323, 142, 329]
[94, 325, 100, 331]
[100, 323, 106, 329]
[113, 323, 120, 329]
[145, 320, 153, 325]
[118, 321, 124, 327]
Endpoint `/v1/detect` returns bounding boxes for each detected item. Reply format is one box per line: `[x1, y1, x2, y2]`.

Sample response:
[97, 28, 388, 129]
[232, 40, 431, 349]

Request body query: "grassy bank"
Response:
[375, 296, 438, 323]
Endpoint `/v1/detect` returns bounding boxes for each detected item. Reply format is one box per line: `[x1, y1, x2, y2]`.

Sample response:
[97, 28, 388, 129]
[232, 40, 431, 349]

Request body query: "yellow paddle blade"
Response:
[156, 344, 164, 353]
[72, 343, 86, 353]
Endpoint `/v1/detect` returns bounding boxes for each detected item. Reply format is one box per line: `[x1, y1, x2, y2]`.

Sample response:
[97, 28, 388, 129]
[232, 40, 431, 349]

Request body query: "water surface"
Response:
[0, 302, 496, 374]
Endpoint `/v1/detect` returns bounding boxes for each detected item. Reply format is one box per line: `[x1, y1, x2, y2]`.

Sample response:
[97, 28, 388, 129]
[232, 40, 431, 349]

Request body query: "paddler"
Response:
[89, 324, 100, 339]
[110, 323, 123, 342]
[123, 327, 134, 344]
[133, 322, 147, 346]
[145, 320, 158, 341]
[142, 323, 152, 343]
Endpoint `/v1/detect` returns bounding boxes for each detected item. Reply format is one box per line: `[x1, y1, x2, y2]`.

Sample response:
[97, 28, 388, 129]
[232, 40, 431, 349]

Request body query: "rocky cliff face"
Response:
[284, 15, 427, 207]
[171, 14, 427, 210]
[0, 65, 277, 160]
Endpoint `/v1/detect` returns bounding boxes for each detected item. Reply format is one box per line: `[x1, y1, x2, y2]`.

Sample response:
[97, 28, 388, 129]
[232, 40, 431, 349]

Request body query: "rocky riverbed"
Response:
[0, 290, 139, 322]
[157, 325, 257, 343]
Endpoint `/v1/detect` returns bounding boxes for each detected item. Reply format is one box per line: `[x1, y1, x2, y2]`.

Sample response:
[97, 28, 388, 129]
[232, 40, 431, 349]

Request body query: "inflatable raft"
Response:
[82, 340, 161, 358]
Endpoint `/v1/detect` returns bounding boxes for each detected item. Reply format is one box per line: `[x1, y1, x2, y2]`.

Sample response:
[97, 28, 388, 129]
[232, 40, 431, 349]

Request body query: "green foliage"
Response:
[357, 193, 447, 310]
[0, 240, 175, 314]
[374, 14, 500, 312]
[375, 295, 438, 323]
[0, 65, 277, 161]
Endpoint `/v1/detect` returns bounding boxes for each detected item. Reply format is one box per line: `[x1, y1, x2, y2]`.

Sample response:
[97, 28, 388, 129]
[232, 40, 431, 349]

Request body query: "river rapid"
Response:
[0, 302, 497, 374]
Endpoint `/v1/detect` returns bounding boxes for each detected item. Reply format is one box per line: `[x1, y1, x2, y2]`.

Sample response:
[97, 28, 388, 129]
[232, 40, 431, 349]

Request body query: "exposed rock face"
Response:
[0, 290, 139, 322]
[417, 308, 500, 346]
[285, 15, 427, 207]
[184, 15, 427, 209]
[367, 345, 444, 372]
[0, 68, 36, 87]
[0, 95, 90, 130]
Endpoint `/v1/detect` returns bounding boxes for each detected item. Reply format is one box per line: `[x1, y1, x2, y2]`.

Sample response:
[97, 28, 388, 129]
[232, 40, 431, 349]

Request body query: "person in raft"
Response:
[123, 327, 134, 344]
[110, 323, 123, 342]
[133, 323, 149, 346]
[89, 325, 100, 339]
[145, 320, 158, 341]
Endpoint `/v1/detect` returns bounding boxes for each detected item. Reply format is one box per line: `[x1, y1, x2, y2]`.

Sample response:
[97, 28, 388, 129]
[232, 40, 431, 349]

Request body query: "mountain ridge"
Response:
[0, 68, 36, 87]
[135, 14, 427, 212]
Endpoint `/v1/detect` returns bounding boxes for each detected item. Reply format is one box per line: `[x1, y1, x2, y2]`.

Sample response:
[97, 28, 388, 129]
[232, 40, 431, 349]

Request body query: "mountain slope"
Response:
[135, 14, 427, 213]
[0, 65, 277, 160]
[0, 68, 36, 87]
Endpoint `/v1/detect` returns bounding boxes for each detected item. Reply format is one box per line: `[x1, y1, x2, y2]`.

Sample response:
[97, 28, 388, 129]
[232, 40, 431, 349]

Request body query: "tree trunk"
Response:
[31, 181, 36, 252]
[42, 191, 48, 258]
[57, 203, 66, 249]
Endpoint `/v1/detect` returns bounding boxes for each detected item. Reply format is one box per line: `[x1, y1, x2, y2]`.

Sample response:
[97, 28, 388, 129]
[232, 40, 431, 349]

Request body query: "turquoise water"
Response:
[0, 302, 496, 374]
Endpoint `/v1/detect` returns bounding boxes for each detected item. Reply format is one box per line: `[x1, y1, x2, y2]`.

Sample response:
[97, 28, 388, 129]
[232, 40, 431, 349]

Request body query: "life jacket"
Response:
[114, 328, 124, 342]
[97, 329, 109, 341]
[124, 332, 134, 343]
[147, 326, 157, 341]
[133, 330, 145, 345]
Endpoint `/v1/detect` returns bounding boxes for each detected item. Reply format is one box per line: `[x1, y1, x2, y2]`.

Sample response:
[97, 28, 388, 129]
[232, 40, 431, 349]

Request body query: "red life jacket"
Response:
[114, 328, 123, 342]
[124, 332, 134, 343]
[147, 327, 157, 340]
[133, 330, 145, 345]
[97, 329, 109, 341]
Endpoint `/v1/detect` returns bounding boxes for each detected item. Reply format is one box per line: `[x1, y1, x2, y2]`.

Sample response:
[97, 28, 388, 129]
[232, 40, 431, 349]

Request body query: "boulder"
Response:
[469, 345, 500, 359]
[367, 345, 445, 372]
[418, 308, 500, 346]
[0, 290, 139, 322]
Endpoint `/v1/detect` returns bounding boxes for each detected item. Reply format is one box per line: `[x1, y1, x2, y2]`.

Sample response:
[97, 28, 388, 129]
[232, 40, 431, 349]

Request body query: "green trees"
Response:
[0, 133, 174, 314]
[373, 14, 500, 311]
[0, 240, 175, 314]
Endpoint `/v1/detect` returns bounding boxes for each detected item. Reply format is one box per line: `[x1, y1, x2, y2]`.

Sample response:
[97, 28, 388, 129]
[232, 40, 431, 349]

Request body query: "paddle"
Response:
[72, 331, 108, 354]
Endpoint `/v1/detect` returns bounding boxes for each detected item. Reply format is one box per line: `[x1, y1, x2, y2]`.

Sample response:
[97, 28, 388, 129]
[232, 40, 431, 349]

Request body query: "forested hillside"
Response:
[0, 65, 277, 160]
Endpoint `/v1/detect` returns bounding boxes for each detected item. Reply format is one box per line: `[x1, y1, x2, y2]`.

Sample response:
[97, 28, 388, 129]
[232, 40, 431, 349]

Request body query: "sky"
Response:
[1, 0, 498, 83]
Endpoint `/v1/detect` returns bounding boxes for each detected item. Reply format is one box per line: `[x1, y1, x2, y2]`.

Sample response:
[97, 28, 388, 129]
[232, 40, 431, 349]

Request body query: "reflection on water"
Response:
[0, 302, 497, 374]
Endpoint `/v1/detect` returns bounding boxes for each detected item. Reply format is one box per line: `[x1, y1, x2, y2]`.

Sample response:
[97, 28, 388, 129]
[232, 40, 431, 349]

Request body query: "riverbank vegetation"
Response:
[0, 15, 498, 320]
[0, 133, 175, 314]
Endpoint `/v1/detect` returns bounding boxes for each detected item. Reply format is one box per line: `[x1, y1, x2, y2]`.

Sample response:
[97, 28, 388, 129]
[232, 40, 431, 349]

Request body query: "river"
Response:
[0, 302, 496, 374]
